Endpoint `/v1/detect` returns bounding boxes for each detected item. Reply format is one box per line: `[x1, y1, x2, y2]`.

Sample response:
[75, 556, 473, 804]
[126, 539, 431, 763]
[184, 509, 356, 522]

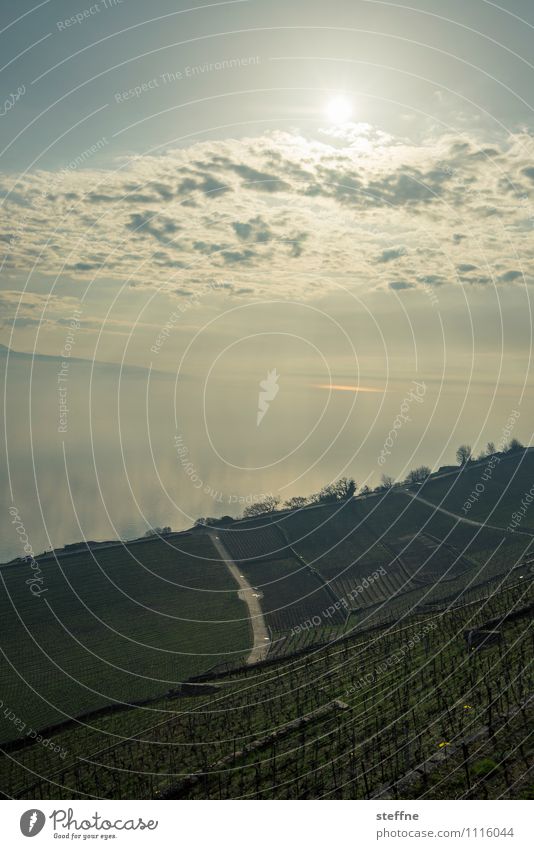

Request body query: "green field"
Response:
[0, 534, 250, 745]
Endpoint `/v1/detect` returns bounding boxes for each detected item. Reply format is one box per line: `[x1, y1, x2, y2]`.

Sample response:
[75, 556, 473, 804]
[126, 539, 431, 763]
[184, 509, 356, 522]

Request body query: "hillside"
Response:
[418, 449, 534, 531]
[213, 460, 534, 655]
[0, 451, 533, 799]
[0, 534, 250, 745]
[2, 575, 532, 800]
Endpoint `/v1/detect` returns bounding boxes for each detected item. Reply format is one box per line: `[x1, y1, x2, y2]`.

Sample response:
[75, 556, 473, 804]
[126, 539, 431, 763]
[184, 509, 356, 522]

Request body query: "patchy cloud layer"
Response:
[1, 124, 533, 297]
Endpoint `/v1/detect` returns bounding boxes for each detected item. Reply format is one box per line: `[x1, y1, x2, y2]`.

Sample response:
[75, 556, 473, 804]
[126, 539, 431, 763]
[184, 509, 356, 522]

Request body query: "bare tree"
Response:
[144, 526, 171, 537]
[283, 496, 309, 510]
[506, 438, 524, 453]
[315, 477, 357, 503]
[456, 444, 472, 466]
[380, 474, 394, 491]
[405, 466, 431, 484]
[243, 495, 281, 518]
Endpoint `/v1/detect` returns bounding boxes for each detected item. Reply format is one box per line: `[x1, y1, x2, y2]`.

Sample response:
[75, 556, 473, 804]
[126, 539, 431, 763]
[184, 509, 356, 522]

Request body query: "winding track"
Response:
[208, 530, 271, 664]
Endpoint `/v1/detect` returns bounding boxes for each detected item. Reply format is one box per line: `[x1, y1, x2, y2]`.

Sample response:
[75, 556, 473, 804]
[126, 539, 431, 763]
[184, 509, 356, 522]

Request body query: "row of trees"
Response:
[456, 438, 524, 466]
[195, 438, 526, 524]
[143, 526, 172, 537]
[242, 478, 357, 518]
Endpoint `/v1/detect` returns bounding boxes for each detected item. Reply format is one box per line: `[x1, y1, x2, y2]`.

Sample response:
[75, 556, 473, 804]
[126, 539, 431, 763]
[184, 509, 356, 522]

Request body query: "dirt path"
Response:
[209, 531, 271, 664]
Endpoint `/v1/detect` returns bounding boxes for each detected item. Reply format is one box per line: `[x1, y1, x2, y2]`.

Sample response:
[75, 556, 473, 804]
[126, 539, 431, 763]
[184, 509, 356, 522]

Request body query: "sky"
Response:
[1, 0, 533, 553]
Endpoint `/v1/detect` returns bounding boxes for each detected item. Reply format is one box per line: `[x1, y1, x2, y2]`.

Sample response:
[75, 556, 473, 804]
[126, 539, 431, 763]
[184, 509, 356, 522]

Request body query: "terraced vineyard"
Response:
[386, 531, 470, 582]
[1, 453, 533, 800]
[362, 491, 533, 586]
[277, 491, 532, 616]
[219, 523, 288, 562]
[419, 450, 534, 530]
[2, 577, 531, 800]
[0, 534, 250, 746]
[281, 501, 412, 603]
[238, 556, 344, 634]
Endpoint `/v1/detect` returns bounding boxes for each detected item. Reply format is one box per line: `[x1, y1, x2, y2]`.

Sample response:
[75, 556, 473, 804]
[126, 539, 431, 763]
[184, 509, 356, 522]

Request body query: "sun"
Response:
[324, 95, 352, 124]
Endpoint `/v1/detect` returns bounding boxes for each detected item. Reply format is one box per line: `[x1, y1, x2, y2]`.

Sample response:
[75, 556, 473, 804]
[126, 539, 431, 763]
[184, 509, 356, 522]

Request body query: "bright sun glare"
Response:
[324, 95, 352, 124]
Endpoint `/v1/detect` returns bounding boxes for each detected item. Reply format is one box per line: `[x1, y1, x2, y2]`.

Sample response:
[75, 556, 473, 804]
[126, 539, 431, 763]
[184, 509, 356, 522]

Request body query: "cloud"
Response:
[177, 173, 230, 198]
[418, 274, 446, 287]
[220, 248, 256, 265]
[126, 211, 182, 246]
[389, 280, 414, 290]
[232, 215, 273, 243]
[0, 289, 81, 330]
[459, 274, 492, 285]
[367, 168, 446, 206]
[0, 125, 533, 298]
[193, 240, 226, 255]
[71, 261, 100, 271]
[377, 246, 407, 263]
[227, 163, 290, 193]
[498, 270, 523, 283]
[286, 231, 308, 258]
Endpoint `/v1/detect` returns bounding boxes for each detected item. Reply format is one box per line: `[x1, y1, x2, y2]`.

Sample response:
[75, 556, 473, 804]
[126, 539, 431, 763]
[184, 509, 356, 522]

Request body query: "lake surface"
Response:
[1, 346, 528, 563]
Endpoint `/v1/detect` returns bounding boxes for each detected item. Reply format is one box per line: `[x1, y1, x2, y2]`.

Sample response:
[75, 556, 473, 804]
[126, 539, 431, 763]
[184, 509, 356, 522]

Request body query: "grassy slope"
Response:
[0, 534, 250, 744]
